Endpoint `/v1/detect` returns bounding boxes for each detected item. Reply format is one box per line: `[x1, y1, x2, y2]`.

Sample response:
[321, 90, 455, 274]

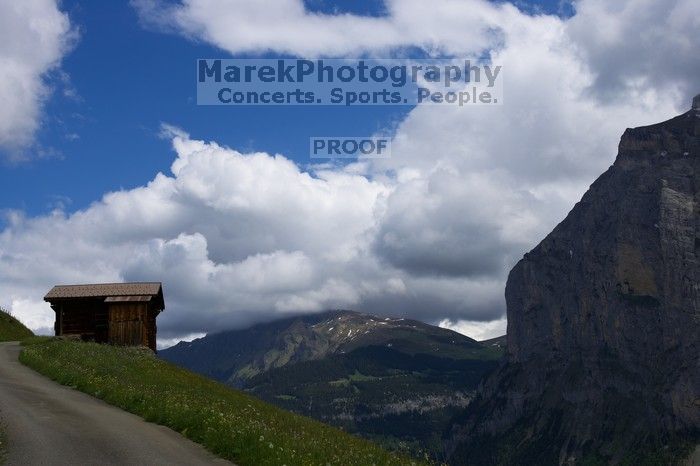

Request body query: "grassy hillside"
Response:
[20, 338, 428, 466]
[0, 308, 33, 342]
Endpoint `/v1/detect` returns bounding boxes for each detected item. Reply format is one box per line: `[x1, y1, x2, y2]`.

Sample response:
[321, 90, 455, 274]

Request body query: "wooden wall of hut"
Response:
[107, 302, 156, 350]
[58, 299, 108, 343]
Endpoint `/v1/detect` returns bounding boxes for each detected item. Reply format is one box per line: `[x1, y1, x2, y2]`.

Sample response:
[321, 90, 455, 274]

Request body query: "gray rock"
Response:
[450, 97, 700, 464]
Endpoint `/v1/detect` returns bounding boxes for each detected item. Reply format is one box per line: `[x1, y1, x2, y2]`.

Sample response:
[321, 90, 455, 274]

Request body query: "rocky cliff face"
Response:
[451, 98, 700, 465]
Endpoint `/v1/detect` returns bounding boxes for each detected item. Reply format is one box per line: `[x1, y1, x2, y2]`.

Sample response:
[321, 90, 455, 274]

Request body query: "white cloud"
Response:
[0, 0, 75, 155]
[6, 298, 54, 336]
[368, 6, 684, 288]
[439, 317, 507, 342]
[132, 0, 513, 57]
[156, 332, 206, 351]
[0, 132, 396, 341]
[2, 0, 698, 346]
[0, 128, 523, 344]
[134, 0, 699, 107]
[566, 0, 700, 102]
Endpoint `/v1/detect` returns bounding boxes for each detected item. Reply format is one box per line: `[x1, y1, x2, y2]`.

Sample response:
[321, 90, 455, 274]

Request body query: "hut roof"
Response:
[44, 282, 164, 310]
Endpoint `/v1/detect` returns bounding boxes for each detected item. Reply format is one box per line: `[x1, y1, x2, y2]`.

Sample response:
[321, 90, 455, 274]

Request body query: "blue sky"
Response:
[0, 0, 694, 345]
[1, 1, 402, 218]
[1, 0, 569, 219]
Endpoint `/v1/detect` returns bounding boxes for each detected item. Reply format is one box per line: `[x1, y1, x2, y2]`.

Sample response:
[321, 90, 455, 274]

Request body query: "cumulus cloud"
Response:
[0, 1, 75, 155]
[0, 132, 394, 340]
[132, 0, 512, 56]
[3, 0, 698, 345]
[134, 0, 699, 105]
[369, 5, 685, 286]
[0, 127, 531, 343]
[567, 0, 700, 103]
[439, 316, 508, 342]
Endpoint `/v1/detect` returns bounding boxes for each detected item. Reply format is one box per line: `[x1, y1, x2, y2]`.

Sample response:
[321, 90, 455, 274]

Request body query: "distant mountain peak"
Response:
[161, 309, 490, 386]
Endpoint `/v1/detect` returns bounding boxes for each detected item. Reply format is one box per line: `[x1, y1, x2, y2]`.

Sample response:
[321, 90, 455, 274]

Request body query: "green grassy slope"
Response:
[20, 338, 428, 466]
[0, 308, 33, 342]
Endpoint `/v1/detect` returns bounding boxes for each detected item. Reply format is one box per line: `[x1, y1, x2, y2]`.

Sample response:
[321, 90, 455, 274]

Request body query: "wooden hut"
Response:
[44, 282, 164, 351]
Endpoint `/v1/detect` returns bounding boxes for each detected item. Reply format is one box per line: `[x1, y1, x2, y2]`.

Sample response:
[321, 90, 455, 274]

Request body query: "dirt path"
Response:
[0, 342, 232, 465]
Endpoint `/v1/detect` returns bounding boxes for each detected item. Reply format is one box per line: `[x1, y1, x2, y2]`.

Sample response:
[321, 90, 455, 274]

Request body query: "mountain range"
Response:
[160, 310, 503, 458]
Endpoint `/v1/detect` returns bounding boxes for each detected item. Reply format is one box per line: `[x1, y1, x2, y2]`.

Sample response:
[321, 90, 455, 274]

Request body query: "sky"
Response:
[0, 0, 697, 348]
